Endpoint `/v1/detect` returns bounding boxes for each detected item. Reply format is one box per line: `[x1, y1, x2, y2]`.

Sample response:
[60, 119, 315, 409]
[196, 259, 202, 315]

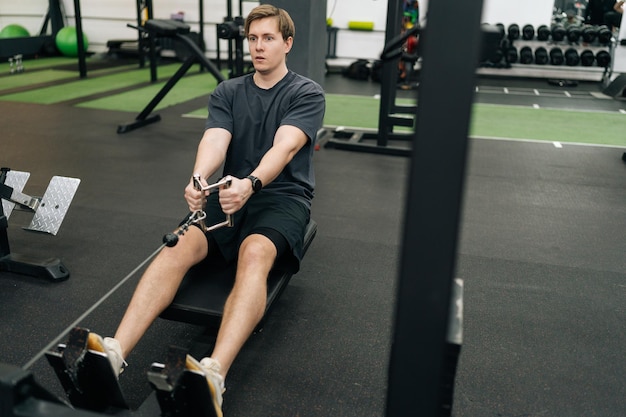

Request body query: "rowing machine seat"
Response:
[160, 219, 317, 328]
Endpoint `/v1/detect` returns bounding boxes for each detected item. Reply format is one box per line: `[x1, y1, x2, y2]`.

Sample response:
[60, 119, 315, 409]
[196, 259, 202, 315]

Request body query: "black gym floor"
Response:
[1, 70, 625, 417]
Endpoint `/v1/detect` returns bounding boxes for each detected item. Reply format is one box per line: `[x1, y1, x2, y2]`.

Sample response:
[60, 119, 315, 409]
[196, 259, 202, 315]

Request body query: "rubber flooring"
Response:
[0, 69, 625, 417]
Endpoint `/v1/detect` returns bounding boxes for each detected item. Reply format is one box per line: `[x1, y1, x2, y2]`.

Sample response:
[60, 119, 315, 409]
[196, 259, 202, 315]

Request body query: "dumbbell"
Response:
[549, 47, 564, 65]
[595, 50, 611, 67]
[522, 24, 535, 40]
[495, 23, 506, 40]
[567, 26, 582, 43]
[534, 47, 549, 65]
[580, 49, 595, 66]
[581, 25, 598, 43]
[519, 46, 534, 64]
[564, 48, 580, 66]
[537, 25, 551, 41]
[551, 24, 566, 42]
[505, 46, 519, 63]
[597, 25, 612, 45]
[508, 23, 520, 40]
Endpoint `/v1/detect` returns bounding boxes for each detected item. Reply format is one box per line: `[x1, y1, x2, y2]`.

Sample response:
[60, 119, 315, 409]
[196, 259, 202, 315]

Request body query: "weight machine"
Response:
[0, 168, 80, 282]
[215, 0, 250, 78]
[323, 0, 501, 157]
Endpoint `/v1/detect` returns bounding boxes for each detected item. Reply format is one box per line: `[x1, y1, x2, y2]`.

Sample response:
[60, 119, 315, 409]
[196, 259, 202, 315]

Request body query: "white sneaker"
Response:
[186, 355, 224, 416]
[86, 333, 127, 378]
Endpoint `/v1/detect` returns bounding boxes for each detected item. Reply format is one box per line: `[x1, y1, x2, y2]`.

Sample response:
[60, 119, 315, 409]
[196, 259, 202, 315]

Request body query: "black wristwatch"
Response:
[246, 175, 262, 193]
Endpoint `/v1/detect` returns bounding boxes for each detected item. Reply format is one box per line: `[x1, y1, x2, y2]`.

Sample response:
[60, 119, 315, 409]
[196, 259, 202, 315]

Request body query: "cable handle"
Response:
[192, 175, 233, 230]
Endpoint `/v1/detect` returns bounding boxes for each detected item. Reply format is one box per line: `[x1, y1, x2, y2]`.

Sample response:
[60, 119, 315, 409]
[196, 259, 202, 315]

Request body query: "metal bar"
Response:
[385, 0, 485, 415]
[73, 0, 87, 78]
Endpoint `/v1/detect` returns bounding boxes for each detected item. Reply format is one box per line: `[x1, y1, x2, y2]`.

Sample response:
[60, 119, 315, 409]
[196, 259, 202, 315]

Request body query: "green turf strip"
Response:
[0, 63, 183, 104]
[76, 70, 220, 112]
[470, 104, 626, 146]
[0, 69, 77, 91]
[321, 95, 625, 147]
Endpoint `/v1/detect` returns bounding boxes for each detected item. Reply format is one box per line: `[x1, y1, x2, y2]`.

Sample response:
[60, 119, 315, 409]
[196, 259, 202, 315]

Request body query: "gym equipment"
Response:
[582, 25, 598, 43]
[0, 168, 80, 282]
[0, 24, 30, 38]
[505, 46, 518, 64]
[549, 47, 565, 65]
[8, 54, 25, 73]
[519, 46, 533, 64]
[45, 327, 129, 412]
[215, 1, 249, 79]
[117, 18, 225, 134]
[595, 50, 611, 67]
[522, 24, 535, 40]
[495, 23, 505, 39]
[551, 24, 566, 42]
[596, 25, 612, 45]
[564, 47, 580, 66]
[324, 17, 501, 156]
[160, 218, 317, 328]
[148, 345, 223, 417]
[566, 25, 582, 43]
[507, 23, 520, 40]
[348, 21, 375, 31]
[537, 24, 551, 41]
[580, 49, 595, 66]
[385, 0, 477, 412]
[0, 0, 63, 59]
[602, 73, 626, 97]
[55, 26, 88, 57]
[534, 47, 548, 65]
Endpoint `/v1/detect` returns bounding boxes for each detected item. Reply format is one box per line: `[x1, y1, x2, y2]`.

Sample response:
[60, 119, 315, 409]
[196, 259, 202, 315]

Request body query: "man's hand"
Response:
[218, 176, 254, 214]
[184, 176, 209, 212]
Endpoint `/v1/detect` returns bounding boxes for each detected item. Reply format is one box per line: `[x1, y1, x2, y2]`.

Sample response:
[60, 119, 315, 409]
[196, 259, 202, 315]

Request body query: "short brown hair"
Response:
[244, 4, 295, 40]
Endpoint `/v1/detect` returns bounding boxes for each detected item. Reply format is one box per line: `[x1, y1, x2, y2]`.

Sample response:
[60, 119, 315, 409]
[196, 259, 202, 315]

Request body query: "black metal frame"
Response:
[385, 0, 484, 415]
[117, 19, 225, 134]
[322, 1, 419, 156]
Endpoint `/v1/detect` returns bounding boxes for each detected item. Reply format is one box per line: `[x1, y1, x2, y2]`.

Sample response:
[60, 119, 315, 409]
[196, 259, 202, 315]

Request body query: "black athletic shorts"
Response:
[192, 191, 310, 274]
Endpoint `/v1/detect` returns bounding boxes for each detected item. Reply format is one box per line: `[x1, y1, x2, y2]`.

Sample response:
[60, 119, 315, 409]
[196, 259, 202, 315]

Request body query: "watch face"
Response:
[248, 175, 261, 192]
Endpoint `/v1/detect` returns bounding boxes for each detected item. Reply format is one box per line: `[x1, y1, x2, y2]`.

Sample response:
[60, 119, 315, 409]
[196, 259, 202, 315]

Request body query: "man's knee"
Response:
[239, 234, 277, 267]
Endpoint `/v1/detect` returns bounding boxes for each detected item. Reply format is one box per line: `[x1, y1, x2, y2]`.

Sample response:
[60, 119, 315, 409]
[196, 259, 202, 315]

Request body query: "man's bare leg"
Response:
[210, 234, 277, 378]
[114, 226, 209, 358]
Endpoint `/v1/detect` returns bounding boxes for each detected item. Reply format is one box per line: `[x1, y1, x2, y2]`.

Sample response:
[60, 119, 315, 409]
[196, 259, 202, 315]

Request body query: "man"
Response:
[87, 4, 325, 415]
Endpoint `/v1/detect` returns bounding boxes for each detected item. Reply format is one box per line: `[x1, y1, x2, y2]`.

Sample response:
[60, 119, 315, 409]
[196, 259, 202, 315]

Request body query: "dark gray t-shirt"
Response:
[205, 71, 325, 208]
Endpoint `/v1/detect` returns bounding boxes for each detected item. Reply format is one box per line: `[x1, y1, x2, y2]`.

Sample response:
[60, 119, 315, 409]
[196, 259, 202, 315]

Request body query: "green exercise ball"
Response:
[55, 26, 88, 57]
[0, 24, 30, 39]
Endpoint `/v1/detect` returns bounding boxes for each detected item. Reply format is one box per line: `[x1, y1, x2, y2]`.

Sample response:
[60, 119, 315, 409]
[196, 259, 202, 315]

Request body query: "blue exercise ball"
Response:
[55, 26, 89, 57]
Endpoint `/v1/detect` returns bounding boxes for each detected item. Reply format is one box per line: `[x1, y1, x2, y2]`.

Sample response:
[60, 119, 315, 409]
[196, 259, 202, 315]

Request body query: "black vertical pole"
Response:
[73, 0, 87, 78]
[48, 0, 64, 36]
[377, 0, 402, 148]
[199, 0, 206, 52]
[385, 0, 484, 416]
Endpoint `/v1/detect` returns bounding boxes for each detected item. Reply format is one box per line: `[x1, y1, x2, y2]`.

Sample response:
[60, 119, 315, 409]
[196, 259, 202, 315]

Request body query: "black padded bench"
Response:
[160, 219, 317, 328]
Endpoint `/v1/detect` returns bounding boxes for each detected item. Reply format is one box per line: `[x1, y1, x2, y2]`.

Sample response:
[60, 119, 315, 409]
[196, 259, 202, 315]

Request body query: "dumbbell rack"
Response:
[479, 23, 616, 83]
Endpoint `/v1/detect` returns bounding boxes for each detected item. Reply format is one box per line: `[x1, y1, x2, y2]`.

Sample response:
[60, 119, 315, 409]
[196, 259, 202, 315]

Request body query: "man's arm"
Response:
[184, 127, 232, 212]
[218, 124, 309, 214]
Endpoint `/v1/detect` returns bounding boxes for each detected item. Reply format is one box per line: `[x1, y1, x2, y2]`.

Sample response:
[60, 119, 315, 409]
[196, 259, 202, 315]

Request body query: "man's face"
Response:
[247, 17, 292, 74]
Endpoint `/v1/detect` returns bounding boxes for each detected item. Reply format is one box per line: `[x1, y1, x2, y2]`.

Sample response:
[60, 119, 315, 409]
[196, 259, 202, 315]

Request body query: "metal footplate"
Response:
[25, 175, 81, 235]
[0, 168, 80, 282]
[148, 346, 220, 417]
